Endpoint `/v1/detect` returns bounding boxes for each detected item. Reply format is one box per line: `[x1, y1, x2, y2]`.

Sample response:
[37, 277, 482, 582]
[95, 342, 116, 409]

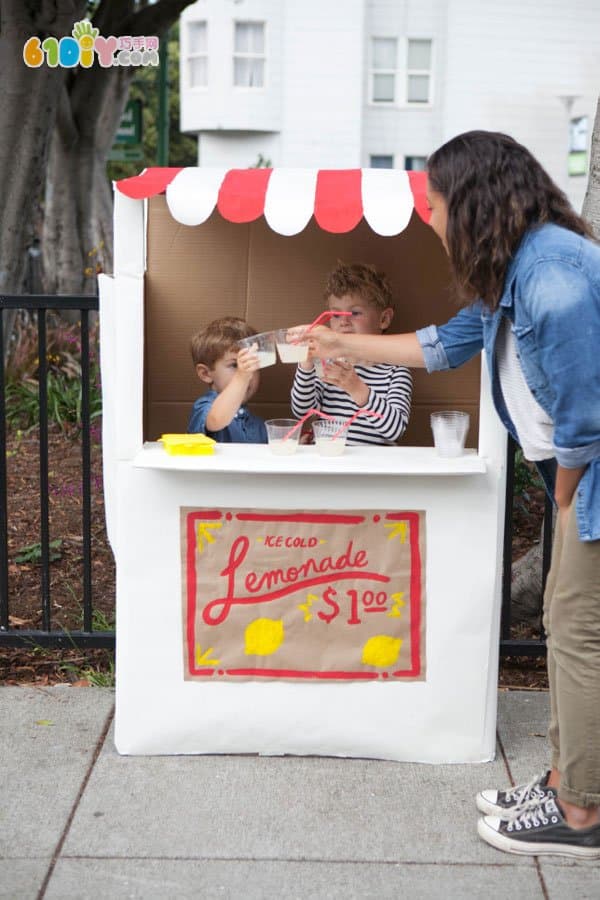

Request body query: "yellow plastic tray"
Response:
[160, 433, 216, 456]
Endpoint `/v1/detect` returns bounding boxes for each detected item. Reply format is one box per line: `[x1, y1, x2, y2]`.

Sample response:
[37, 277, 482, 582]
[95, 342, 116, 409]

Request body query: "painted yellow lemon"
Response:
[362, 635, 402, 668]
[245, 618, 285, 656]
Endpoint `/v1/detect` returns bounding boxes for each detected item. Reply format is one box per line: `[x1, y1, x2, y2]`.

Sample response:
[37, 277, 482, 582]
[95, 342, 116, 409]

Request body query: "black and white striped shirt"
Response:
[291, 363, 412, 446]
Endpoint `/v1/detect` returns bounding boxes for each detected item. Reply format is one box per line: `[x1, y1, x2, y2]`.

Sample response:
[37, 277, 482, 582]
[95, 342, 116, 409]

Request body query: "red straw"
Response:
[305, 310, 352, 332]
[282, 408, 335, 441]
[290, 311, 352, 344]
[331, 408, 384, 440]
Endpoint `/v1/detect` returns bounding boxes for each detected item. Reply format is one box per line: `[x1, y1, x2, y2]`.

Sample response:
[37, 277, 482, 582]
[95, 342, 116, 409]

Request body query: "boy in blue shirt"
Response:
[188, 317, 267, 443]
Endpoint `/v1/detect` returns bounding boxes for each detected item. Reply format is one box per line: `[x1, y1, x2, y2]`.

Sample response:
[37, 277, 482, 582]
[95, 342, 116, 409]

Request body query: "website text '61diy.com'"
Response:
[23, 20, 159, 69]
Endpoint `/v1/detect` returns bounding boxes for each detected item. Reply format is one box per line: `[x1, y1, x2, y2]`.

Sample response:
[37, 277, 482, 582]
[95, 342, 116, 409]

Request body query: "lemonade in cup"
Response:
[313, 418, 348, 456]
[238, 331, 276, 368]
[265, 419, 301, 454]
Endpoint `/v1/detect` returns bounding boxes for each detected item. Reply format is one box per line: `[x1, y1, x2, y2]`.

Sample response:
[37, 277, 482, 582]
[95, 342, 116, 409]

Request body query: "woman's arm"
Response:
[306, 329, 426, 367]
[555, 464, 586, 534]
[555, 465, 586, 508]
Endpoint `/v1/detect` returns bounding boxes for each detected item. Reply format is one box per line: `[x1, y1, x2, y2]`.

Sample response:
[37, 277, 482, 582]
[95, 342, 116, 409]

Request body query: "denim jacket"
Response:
[188, 390, 268, 443]
[416, 223, 600, 541]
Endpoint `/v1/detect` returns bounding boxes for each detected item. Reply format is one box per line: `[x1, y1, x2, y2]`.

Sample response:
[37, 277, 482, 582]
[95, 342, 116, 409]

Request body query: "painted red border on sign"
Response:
[185, 509, 423, 680]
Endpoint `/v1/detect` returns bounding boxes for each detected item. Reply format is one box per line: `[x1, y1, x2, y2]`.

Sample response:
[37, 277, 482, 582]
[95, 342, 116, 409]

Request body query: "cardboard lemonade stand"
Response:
[99, 167, 507, 761]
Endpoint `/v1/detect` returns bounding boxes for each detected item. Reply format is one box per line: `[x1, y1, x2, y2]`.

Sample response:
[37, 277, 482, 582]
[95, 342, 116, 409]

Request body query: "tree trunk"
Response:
[582, 97, 600, 238]
[0, 0, 86, 356]
[41, 0, 196, 295]
[43, 69, 133, 295]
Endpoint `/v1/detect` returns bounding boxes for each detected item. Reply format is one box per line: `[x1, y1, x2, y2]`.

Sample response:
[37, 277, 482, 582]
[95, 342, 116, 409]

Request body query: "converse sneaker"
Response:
[478, 796, 600, 859]
[476, 770, 556, 817]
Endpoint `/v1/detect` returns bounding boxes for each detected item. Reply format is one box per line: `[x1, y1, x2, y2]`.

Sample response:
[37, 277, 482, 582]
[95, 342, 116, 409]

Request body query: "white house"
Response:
[180, 0, 600, 211]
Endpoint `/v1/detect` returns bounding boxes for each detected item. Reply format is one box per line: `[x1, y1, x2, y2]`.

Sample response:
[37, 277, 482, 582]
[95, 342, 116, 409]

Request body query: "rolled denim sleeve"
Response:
[188, 395, 213, 434]
[416, 304, 484, 373]
[525, 260, 600, 467]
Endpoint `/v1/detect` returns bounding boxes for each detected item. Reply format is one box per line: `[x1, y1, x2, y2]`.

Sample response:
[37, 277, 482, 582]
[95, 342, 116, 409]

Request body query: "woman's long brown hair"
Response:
[427, 131, 594, 309]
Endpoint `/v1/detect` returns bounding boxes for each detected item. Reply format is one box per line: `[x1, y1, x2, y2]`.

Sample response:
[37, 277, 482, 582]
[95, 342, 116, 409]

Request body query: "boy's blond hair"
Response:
[190, 316, 257, 369]
[324, 262, 394, 313]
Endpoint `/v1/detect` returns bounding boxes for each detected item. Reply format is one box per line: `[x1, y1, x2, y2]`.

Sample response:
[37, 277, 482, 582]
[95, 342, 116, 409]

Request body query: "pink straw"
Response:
[331, 408, 384, 440]
[305, 310, 352, 332]
[290, 311, 352, 344]
[283, 408, 335, 441]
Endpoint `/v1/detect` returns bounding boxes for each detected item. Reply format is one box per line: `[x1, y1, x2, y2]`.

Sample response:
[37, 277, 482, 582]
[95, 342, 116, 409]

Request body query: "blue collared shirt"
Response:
[188, 390, 268, 444]
[416, 223, 600, 541]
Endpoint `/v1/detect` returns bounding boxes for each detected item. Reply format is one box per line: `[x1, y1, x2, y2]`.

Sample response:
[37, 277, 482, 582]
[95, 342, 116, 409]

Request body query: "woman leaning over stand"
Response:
[300, 130, 600, 859]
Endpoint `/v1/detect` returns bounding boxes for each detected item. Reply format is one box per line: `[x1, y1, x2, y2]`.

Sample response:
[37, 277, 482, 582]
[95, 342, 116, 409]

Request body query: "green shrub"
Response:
[5, 313, 102, 433]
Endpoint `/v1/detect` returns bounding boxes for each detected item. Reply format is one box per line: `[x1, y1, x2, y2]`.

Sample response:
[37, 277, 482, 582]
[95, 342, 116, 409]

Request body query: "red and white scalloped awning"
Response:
[116, 167, 430, 236]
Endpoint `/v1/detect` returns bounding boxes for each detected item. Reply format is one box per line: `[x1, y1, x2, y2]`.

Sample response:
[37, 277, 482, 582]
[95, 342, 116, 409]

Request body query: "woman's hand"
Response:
[286, 324, 343, 358]
[307, 325, 343, 358]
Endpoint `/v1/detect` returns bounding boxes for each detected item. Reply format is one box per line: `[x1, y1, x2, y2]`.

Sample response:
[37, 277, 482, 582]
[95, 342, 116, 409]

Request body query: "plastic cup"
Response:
[313, 358, 335, 379]
[313, 358, 325, 378]
[265, 419, 301, 455]
[275, 328, 309, 364]
[430, 411, 470, 457]
[313, 418, 348, 457]
[238, 331, 276, 368]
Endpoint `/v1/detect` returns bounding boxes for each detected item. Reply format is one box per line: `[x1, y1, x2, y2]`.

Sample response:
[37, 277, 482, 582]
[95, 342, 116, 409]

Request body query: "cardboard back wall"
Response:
[144, 196, 480, 446]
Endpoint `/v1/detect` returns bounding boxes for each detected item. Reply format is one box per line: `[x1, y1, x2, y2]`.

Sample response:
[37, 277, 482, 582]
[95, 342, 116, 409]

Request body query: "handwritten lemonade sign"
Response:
[181, 509, 426, 682]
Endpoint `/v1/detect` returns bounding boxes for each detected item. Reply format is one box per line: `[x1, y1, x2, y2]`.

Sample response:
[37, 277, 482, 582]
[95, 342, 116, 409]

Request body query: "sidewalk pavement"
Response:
[1, 688, 599, 900]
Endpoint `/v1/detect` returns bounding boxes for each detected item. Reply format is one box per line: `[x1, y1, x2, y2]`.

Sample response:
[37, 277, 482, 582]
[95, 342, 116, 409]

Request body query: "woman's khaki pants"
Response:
[543, 503, 600, 807]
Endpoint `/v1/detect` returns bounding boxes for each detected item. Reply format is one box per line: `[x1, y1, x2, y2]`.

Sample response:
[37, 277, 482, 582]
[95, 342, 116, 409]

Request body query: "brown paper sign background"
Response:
[181, 508, 426, 682]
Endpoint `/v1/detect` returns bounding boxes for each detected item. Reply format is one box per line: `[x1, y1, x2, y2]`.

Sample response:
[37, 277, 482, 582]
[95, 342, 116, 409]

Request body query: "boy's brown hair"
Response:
[324, 262, 394, 312]
[190, 316, 257, 368]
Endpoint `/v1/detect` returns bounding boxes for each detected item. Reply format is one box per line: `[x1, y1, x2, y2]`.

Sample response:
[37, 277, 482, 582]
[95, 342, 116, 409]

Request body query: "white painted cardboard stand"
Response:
[99, 190, 507, 762]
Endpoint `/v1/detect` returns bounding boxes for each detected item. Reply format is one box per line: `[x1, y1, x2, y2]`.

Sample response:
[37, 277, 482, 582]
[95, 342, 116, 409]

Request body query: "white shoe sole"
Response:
[477, 816, 600, 859]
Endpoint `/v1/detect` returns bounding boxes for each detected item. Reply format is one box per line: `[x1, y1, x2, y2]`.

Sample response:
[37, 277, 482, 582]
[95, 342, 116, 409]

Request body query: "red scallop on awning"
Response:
[115, 167, 430, 236]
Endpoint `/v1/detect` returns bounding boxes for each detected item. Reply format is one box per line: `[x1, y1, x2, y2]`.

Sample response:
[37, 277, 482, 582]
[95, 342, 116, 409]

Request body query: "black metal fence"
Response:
[0, 294, 113, 649]
[0, 295, 551, 655]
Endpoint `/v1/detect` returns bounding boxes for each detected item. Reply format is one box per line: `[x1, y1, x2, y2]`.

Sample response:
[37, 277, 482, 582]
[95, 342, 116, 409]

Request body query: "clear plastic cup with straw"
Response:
[265, 418, 301, 454]
[313, 418, 348, 456]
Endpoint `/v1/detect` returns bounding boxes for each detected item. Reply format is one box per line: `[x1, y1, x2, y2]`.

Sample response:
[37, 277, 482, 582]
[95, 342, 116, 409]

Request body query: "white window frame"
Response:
[187, 20, 208, 90]
[233, 20, 266, 90]
[405, 38, 433, 106]
[369, 37, 398, 105]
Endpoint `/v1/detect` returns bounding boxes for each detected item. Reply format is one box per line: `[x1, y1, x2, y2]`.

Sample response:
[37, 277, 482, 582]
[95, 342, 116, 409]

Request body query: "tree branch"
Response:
[31, 0, 88, 37]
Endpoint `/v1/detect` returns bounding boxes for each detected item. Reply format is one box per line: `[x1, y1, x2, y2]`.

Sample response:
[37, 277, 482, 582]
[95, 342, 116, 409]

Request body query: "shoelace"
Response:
[505, 797, 560, 831]
[503, 772, 550, 815]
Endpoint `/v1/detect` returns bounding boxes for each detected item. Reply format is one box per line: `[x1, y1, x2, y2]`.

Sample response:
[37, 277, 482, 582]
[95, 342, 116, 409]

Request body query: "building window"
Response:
[370, 155, 394, 169]
[188, 21, 207, 88]
[406, 39, 432, 103]
[404, 156, 427, 171]
[371, 38, 397, 103]
[234, 21, 265, 88]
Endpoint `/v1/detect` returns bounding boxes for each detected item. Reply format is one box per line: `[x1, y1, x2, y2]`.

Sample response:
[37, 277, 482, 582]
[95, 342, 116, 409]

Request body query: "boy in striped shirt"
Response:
[291, 263, 412, 445]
